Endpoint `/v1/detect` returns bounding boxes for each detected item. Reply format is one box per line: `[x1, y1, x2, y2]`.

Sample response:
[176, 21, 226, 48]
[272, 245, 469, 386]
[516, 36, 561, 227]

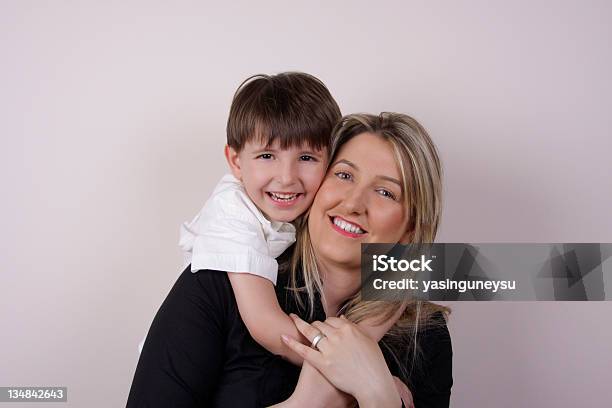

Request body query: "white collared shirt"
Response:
[179, 174, 296, 285]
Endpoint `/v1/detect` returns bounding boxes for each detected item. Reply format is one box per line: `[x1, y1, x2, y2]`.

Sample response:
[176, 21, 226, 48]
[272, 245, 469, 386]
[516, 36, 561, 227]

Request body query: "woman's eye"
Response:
[377, 189, 397, 200]
[334, 171, 352, 180]
[257, 153, 273, 160]
[299, 155, 317, 162]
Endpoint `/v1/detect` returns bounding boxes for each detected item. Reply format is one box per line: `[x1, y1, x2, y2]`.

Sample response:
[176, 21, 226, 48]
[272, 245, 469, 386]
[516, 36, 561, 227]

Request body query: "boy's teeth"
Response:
[333, 217, 364, 234]
[270, 193, 298, 201]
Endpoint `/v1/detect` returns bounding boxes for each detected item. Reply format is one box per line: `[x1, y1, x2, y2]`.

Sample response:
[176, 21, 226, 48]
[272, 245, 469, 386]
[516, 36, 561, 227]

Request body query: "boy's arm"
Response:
[356, 302, 408, 342]
[228, 272, 308, 365]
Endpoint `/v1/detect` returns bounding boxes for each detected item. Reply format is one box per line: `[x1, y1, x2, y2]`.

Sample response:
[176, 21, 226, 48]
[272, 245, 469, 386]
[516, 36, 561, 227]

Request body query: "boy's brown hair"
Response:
[227, 72, 341, 152]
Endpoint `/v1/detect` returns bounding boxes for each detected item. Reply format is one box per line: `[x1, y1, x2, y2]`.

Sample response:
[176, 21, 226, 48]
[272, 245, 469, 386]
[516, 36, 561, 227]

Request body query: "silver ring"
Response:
[311, 332, 326, 350]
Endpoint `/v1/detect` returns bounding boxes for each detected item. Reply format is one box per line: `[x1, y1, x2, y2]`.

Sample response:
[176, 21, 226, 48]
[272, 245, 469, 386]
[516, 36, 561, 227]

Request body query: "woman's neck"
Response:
[316, 259, 361, 317]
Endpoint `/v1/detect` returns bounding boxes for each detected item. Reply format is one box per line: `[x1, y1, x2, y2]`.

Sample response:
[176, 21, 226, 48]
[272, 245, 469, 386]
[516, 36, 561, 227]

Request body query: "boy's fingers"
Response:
[392, 376, 414, 408]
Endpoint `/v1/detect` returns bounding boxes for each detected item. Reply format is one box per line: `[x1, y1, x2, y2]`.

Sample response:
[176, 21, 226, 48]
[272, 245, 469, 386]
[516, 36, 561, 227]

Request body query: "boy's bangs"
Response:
[252, 115, 331, 152]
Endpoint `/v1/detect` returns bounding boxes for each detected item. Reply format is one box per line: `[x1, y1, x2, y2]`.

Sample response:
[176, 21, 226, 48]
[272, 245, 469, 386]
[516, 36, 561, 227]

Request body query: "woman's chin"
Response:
[315, 242, 362, 270]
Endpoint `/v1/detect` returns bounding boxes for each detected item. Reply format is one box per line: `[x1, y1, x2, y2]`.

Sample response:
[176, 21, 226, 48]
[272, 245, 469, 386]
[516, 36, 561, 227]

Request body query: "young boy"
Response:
[179, 72, 341, 364]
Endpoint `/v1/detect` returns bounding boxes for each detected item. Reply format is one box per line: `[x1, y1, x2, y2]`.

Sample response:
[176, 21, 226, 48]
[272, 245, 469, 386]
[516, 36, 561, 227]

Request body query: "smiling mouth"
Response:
[329, 216, 368, 235]
[266, 192, 303, 203]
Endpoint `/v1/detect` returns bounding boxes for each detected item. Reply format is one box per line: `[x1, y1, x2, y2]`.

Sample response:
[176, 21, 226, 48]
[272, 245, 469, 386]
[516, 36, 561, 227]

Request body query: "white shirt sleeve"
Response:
[189, 214, 279, 284]
[179, 175, 295, 285]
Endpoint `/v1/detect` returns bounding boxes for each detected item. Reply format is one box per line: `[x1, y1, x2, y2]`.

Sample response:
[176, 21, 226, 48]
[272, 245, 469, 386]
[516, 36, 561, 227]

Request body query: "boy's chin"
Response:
[265, 209, 302, 224]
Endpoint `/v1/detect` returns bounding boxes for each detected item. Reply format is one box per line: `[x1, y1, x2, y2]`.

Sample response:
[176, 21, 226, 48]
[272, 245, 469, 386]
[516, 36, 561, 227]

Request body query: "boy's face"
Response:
[225, 139, 328, 223]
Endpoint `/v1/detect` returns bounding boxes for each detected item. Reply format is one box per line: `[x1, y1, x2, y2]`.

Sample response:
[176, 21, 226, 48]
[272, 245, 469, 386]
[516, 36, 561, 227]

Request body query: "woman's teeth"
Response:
[269, 192, 299, 202]
[333, 217, 365, 234]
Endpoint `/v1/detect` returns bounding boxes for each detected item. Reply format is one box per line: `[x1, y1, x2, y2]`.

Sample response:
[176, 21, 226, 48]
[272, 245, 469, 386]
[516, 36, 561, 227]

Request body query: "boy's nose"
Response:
[278, 162, 298, 187]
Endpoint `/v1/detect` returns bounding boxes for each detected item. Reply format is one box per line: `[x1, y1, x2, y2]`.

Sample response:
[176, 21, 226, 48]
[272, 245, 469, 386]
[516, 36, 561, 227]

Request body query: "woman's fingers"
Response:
[281, 334, 324, 368]
[288, 313, 397, 401]
[289, 314, 324, 344]
[311, 320, 335, 337]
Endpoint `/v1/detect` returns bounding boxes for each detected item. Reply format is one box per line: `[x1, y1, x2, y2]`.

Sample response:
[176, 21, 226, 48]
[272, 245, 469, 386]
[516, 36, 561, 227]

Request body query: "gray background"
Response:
[1, 1, 611, 407]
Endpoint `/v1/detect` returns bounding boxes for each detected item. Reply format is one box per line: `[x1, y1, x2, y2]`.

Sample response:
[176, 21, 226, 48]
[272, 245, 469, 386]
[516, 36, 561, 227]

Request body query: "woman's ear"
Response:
[224, 145, 242, 181]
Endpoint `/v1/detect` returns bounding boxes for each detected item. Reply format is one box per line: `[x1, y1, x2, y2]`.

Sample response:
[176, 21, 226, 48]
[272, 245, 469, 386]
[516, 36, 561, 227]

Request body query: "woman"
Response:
[127, 113, 452, 407]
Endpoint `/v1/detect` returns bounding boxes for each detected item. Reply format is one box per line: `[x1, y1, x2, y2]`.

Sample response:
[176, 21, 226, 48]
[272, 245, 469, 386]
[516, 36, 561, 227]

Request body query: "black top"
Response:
[127, 265, 453, 407]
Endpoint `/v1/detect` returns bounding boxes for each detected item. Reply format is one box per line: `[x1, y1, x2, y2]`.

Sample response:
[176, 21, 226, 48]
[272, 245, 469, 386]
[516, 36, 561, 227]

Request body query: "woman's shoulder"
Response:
[411, 310, 453, 407]
[148, 267, 237, 339]
[411, 308, 452, 364]
[421, 310, 450, 337]
[417, 310, 452, 359]
[379, 308, 452, 407]
[176, 265, 232, 296]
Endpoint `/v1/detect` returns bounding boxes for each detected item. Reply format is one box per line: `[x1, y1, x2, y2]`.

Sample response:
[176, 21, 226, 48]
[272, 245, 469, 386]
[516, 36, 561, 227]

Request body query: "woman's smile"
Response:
[328, 215, 368, 238]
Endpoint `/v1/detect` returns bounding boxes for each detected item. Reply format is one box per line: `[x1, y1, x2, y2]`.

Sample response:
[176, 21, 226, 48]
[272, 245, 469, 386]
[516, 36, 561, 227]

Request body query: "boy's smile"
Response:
[266, 192, 303, 207]
[226, 139, 328, 223]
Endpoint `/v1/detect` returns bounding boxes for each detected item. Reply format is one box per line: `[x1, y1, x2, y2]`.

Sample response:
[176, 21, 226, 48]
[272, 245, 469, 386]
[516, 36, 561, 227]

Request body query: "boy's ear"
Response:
[224, 145, 242, 181]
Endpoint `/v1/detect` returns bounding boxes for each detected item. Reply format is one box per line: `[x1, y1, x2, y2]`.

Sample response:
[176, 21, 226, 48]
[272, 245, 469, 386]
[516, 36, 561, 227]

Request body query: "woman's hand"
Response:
[281, 314, 402, 408]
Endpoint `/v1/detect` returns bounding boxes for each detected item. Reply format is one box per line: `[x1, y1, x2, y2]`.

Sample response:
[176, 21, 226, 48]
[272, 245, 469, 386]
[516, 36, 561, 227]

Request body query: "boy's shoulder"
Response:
[209, 174, 246, 202]
[203, 174, 263, 224]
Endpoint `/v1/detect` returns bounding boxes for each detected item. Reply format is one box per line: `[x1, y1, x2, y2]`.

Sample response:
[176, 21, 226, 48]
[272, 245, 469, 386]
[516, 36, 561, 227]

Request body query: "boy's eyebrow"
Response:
[332, 159, 403, 188]
[252, 146, 278, 154]
[301, 149, 325, 155]
[253, 145, 325, 155]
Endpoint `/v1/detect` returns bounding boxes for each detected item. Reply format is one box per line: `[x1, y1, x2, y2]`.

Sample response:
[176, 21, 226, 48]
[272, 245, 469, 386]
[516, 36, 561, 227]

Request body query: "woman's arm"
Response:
[127, 267, 231, 407]
[281, 315, 402, 408]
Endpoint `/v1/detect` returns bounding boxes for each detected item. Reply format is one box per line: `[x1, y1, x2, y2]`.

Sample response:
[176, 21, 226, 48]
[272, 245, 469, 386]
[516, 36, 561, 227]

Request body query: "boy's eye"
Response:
[299, 155, 318, 162]
[376, 188, 397, 201]
[334, 171, 352, 181]
[256, 153, 274, 160]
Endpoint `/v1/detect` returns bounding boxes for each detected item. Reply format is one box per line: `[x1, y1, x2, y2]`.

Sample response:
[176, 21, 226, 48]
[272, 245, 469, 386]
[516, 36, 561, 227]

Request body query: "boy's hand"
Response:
[356, 303, 407, 342]
[392, 376, 414, 408]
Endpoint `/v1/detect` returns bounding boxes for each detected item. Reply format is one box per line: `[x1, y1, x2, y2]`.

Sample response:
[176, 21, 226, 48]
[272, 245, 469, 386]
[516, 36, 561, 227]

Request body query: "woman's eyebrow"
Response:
[332, 158, 358, 169]
[333, 159, 402, 187]
[378, 175, 403, 188]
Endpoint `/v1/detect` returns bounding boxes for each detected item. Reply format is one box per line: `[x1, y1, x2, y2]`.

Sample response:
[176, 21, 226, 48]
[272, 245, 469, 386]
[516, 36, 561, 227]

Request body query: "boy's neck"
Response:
[316, 259, 361, 317]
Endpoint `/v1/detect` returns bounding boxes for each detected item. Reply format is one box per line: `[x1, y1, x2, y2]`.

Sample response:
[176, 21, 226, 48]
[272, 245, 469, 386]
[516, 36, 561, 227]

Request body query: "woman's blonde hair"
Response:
[289, 112, 450, 383]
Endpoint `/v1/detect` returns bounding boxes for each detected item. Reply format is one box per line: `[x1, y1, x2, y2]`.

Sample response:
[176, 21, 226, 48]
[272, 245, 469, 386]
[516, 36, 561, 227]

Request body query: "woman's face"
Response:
[308, 132, 411, 270]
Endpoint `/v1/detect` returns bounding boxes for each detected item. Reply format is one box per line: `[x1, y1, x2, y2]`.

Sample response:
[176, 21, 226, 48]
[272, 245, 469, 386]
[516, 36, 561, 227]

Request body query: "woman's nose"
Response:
[341, 186, 366, 214]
